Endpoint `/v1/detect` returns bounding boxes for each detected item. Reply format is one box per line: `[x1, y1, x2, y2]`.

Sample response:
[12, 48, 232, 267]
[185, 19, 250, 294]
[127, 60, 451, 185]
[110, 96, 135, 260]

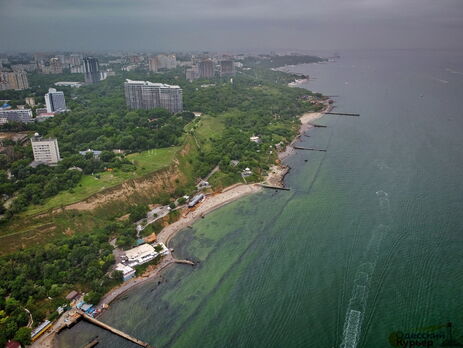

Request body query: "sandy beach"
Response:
[157, 183, 262, 245]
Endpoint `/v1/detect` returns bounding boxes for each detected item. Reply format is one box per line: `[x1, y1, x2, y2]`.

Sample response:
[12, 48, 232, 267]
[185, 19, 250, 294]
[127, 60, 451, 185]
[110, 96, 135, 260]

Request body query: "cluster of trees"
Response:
[0, 73, 196, 219]
[186, 68, 321, 180]
[0, 225, 125, 346]
[0, 150, 137, 218]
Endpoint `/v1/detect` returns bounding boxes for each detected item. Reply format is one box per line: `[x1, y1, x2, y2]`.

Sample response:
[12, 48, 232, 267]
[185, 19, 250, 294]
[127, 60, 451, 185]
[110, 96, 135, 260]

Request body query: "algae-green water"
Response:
[57, 50, 463, 347]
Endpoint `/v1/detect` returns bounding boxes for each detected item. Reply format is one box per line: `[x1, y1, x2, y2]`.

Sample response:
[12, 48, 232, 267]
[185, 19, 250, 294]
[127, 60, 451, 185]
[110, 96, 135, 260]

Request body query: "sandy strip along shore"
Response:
[37, 108, 328, 347]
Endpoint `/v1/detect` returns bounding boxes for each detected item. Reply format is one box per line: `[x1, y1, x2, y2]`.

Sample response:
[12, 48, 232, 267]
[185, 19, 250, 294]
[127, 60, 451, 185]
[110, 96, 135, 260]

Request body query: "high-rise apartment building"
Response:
[83, 57, 100, 84]
[220, 60, 235, 76]
[31, 134, 61, 165]
[45, 88, 67, 113]
[148, 57, 159, 72]
[124, 79, 183, 114]
[0, 71, 29, 90]
[198, 60, 215, 79]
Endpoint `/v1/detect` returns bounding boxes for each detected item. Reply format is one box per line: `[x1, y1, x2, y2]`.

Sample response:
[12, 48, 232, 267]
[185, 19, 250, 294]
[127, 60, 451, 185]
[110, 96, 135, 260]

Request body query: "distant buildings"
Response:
[0, 71, 29, 90]
[49, 57, 63, 74]
[220, 60, 235, 76]
[45, 88, 67, 113]
[148, 57, 158, 72]
[0, 109, 33, 124]
[83, 57, 100, 84]
[124, 79, 183, 113]
[31, 134, 61, 165]
[149, 54, 177, 72]
[198, 59, 214, 79]
[186, 66, 199, 81]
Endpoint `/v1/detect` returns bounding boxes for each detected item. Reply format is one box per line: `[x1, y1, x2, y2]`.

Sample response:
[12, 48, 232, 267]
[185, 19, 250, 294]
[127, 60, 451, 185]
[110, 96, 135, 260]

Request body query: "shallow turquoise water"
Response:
[57, 50, 463, 347]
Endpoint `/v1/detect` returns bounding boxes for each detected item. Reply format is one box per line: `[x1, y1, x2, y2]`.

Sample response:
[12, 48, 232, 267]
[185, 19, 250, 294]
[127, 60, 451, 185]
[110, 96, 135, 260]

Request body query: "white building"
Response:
[45, 88, 67, 113]
[115, 263, 136, 281]
[31, 133, 61, 165]
[55, 81, 82, 88]
[124, 244, 157, 267]
[124, 79, 183, 113]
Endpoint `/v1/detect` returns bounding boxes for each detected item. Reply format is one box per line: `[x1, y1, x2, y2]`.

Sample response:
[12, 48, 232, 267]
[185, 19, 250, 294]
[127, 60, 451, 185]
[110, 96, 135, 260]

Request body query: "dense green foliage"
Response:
[0, 74, 195, 219]
[0, 54, 325, 344]
[0, 225, 125, 346]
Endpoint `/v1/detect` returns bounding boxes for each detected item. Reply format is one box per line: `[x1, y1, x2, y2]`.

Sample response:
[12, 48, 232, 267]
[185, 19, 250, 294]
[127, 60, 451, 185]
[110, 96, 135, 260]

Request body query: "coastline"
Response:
[40, 105, 329, 348]
[98, 104, 330, 306]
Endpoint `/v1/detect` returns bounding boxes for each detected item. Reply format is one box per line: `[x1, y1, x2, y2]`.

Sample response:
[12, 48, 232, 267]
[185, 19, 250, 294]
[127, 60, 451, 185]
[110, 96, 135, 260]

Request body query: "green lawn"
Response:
[22, 147, 179, 216]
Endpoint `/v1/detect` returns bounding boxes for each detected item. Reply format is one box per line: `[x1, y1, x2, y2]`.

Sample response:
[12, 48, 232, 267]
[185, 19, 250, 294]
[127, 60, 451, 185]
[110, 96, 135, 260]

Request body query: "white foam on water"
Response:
[339, 192, 391, 347]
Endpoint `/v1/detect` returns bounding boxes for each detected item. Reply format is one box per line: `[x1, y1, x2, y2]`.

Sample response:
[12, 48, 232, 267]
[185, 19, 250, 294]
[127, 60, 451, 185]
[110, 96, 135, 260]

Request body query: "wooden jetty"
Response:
[81, 313, 153, 348]
[294, 146, 327, 152]
[258, 184, 290, 191]
[309, 123, 327, 128]
[325, 112, 360, 117]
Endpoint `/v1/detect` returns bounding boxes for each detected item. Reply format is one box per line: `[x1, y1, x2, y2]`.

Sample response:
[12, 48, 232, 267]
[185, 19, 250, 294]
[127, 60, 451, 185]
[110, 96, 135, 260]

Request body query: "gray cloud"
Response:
[1, 0, 462, 52]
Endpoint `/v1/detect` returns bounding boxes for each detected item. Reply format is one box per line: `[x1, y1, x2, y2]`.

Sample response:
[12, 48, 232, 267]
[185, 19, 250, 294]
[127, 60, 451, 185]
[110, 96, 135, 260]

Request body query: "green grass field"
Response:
[22, 147, 179, 216]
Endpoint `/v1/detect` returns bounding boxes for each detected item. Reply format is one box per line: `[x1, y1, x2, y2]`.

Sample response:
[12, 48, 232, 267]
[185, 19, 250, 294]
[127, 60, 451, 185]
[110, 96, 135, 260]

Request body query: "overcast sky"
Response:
[1, 0, 463, 52]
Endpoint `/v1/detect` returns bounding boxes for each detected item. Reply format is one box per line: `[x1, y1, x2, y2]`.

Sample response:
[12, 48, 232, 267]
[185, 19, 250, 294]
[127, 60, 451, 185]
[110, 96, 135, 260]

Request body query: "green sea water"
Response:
[57, 50, 463, 347]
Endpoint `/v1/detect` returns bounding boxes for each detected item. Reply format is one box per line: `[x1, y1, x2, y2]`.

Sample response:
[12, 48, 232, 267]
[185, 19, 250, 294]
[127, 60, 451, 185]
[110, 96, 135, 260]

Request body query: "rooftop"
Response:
[125, 79, 180, 89]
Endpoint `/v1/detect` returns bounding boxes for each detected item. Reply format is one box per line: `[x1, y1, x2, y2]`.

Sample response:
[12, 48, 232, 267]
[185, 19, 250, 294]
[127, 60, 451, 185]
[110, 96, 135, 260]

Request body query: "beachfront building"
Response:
[124, 79, 183, 113]
[123, 244, 157, 267]
[31, 133, 61, 165]
[45, 88, 67, 113]
[115, 263, 136, 281]
[188, 193, 205, 208]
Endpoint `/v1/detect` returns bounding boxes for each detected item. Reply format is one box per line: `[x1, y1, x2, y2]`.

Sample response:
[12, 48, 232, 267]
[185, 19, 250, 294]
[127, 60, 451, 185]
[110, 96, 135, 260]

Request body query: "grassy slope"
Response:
[17, 147, 179, 216]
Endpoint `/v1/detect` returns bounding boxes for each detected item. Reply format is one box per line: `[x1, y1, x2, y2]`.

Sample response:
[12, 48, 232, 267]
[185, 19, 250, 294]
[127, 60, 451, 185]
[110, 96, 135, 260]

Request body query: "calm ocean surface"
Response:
[57, 50, 463, 347]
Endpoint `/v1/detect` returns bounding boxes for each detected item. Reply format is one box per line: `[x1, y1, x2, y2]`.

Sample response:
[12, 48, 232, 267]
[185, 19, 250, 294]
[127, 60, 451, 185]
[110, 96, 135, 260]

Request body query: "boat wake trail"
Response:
[339, 191, 391, 348]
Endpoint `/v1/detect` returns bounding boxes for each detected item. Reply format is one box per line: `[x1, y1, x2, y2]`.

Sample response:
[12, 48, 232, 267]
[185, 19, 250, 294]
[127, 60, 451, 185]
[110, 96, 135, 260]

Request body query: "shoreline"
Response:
[39, 104, 330, 348]
[98, 103, 330, 306]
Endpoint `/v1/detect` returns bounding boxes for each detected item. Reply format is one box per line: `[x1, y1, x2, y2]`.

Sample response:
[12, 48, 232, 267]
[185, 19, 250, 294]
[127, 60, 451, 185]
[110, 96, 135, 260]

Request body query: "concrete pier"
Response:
[258, 184, 290, 191]
[81, 313, 153, 348]
[175, 259, 195, 266]
[294, 146, 327, 152]
[325, 112, 360, 116]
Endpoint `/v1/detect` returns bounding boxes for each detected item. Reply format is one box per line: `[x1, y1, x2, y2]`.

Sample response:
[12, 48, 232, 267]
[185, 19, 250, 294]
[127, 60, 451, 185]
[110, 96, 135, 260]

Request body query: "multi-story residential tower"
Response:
[220, 60, 235, 76]
[0, 71, 29, 90]
[45, 88, 67, 113]
[83, 57, 100, 84]
[148, 57, 158, 72]
[31, 134, 61, 164]
[198, 59, 214, 79]
[124, 79, 183, 113]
